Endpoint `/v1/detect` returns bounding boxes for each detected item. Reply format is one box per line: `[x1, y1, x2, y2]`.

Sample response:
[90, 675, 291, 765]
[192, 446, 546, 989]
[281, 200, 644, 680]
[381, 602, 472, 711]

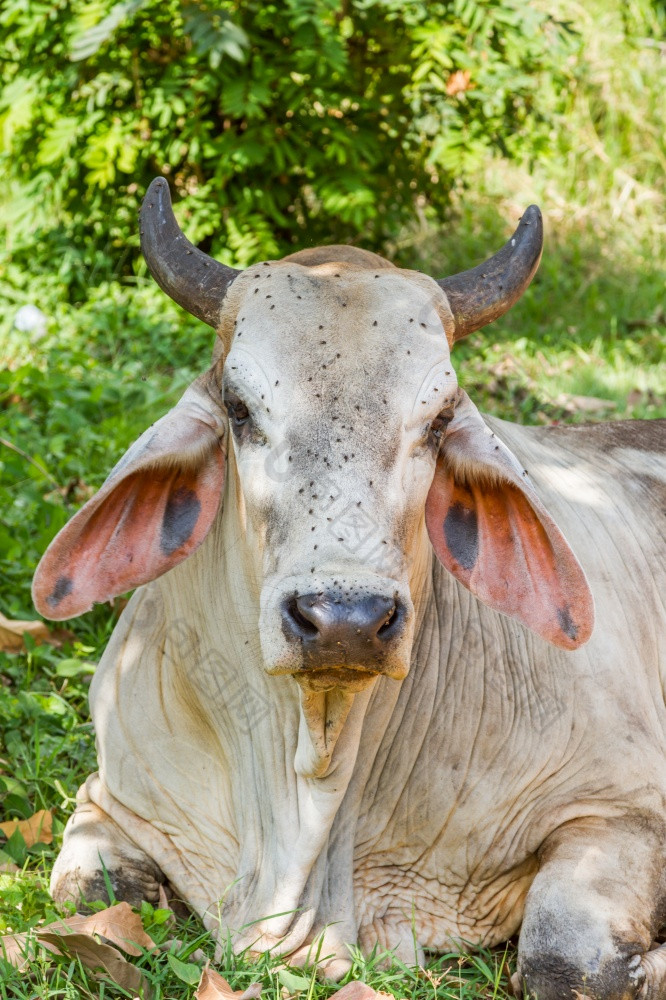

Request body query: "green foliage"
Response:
[0, 275, 209, 619]
[0, 0, 578, 292]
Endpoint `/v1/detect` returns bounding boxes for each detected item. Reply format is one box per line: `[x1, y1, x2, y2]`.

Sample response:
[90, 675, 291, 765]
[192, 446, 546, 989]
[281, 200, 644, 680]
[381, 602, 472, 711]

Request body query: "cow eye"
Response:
[429, 412, 452, 444]
[224, 394, 251, 434]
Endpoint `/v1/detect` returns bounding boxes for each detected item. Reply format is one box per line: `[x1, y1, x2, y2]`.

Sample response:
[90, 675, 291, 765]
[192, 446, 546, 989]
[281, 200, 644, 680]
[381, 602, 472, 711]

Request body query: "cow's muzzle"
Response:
[281, 591, 407, 674]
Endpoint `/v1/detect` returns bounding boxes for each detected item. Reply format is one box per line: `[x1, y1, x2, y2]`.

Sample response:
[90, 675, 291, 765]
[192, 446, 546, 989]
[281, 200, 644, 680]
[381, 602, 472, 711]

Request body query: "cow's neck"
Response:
[165, 502, 363, 953]
[166, 474, 435, 955]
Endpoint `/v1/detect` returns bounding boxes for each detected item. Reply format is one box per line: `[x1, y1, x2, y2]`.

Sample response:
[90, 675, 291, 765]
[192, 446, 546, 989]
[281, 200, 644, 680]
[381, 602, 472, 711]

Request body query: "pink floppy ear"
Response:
[32, 376, 226, 620]
[425, 390, 594, 649]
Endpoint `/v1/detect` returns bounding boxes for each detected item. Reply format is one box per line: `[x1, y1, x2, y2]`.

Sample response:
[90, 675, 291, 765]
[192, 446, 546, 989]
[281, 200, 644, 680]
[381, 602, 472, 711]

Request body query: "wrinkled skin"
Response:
[36, 248, 666, 998]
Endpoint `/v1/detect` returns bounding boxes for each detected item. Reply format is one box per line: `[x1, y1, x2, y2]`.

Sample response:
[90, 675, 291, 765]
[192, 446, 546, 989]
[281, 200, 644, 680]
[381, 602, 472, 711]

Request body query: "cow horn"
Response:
[437, 205, 543, 341]
[140, 177, 240, 329]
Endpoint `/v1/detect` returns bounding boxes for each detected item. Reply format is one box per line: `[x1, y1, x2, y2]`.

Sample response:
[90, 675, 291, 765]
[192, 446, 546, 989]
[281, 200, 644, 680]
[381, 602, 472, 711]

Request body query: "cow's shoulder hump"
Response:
[281, 244, 397, 270]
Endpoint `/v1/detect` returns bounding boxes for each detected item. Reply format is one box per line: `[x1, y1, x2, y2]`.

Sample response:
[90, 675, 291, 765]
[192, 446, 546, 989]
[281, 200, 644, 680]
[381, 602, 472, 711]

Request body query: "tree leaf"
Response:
[168, 952, 202, 985]
[0, 809, 52, 846]
[69, 0, 148, 61]
[277, 969, 311, 993]
[195, 964, 262, 999]
[55, 658, 96, 677]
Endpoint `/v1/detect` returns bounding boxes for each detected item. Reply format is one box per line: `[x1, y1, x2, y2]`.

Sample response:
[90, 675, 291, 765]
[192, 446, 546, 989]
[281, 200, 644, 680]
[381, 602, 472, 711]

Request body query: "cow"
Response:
[33, 177, 666, 998]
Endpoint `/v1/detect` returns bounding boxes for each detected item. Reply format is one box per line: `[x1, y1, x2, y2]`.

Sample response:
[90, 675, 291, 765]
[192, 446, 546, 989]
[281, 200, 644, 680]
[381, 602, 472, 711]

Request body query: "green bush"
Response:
[0, 0, 578, 292]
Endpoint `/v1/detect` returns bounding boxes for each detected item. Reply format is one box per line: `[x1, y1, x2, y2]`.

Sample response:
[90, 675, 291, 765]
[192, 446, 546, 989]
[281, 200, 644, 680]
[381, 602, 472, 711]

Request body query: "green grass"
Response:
[1, 0, 665, 995]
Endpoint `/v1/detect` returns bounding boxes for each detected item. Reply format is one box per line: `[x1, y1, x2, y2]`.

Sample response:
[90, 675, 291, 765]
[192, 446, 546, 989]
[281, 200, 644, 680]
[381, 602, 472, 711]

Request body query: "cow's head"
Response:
[33, 179, 593, 738]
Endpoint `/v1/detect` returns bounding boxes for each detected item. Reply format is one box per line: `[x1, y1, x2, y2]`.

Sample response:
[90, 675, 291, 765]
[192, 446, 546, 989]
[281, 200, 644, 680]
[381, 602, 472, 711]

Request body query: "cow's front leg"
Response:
[514, 817, 666, 1000]
[51, 777, 165, 911]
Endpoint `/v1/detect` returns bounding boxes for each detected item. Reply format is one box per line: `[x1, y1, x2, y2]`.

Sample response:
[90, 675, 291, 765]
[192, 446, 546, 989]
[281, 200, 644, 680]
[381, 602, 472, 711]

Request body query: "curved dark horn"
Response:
[140, 177, 240, 328]
[437, 205, 543, 341]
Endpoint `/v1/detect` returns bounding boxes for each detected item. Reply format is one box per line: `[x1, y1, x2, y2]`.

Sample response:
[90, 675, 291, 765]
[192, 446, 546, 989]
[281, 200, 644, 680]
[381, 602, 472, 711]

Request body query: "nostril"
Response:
[377, 601, 402, 639]
[281, 591, 406, 649]
[284, 597, 319, 639]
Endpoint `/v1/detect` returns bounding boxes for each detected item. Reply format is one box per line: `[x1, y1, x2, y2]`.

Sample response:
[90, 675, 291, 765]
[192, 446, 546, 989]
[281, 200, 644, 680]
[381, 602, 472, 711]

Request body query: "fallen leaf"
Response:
[195, 964, 262, 999]
[0, 901, 154, 977]
[555, 393, 617, 413]
[0, 932, 35, 970]
[0, 809, 52, 846]
[155, 882, 177, 925]
[48, 901, 155, 956]
[0, 930, 61, 971]
[37, 932, 147, 992]
[0, 612, 52, 652]
[0, 612, 73, 652]
[331, 985, 381, 999]
[0, 860, 19, 873]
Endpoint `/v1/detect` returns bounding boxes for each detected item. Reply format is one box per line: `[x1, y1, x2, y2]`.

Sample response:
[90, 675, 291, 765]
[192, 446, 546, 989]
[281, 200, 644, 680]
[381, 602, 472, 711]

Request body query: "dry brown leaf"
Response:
[0, 809, 52, 846]
[0, 860, 19, 873]
[0, 901, 154, 977]
[330, 984, 381, 1000]
[37, 932, 147, 992]
[195, 965, 262, 999]
[0, 931, 35, 970]
[156, 882, 178, 925]
[0, 612, 52, 652]
[446, 69, 473, 96]
[48, 901, 155, 956]
[0, 612, 73, 652]
[0, 930, 61, 971]
[555, 393, 617, 413]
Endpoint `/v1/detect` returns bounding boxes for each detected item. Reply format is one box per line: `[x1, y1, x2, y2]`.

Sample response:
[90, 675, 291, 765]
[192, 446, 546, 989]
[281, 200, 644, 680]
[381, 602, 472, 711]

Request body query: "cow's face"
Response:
[218, 262, 457, 691]
[34, 180, 593, 778]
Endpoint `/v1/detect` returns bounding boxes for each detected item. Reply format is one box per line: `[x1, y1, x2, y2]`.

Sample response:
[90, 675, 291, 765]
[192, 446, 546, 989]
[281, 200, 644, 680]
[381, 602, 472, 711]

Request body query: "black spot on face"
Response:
[557, 605, 579, 642]
[444, 503, 478, 570]
[47, 575, 73, 607]
[160, 487, 201, 556]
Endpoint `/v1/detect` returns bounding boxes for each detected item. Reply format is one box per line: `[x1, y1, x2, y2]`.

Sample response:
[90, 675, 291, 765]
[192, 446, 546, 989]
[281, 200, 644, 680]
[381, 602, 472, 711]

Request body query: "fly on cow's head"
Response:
[33, 178, 593, 775]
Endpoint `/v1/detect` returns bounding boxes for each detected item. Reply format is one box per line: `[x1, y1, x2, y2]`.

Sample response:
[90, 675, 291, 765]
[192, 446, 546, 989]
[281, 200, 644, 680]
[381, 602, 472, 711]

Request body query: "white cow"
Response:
[33, 178, 666, 998]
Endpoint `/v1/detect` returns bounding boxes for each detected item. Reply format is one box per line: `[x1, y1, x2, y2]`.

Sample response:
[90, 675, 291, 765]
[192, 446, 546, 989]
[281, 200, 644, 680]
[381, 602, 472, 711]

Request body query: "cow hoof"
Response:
[516, 952, 646, 1000]
[50, 790, 166, 912]
[51, 855, 164, 911]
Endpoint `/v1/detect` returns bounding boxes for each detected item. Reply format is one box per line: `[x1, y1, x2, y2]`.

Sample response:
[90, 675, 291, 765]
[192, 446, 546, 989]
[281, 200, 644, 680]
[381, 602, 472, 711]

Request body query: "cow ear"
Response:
[32, 376, 226, 620]
[425, 390, 594, 649]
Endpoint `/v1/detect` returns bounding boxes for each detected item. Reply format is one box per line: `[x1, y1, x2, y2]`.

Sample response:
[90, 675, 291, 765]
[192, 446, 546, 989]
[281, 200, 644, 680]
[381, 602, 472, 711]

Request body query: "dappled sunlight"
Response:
[531, 464, 608, 508]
